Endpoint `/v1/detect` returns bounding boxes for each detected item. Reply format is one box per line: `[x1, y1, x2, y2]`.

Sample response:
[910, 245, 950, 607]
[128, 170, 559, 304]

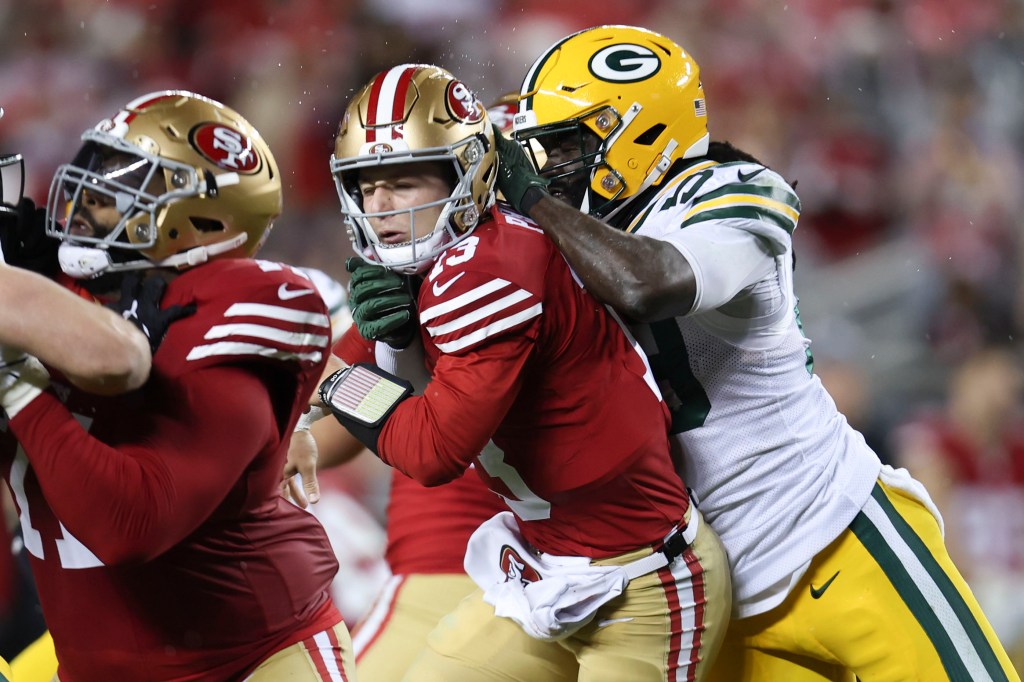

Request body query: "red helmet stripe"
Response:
[364, 72, 387, 142]
[119, 92, 180, 125]
[365, 65, 416, 144]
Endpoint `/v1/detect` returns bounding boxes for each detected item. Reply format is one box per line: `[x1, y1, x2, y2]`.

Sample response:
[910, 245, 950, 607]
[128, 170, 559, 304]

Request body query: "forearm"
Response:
[378, 340, 528, 486]
[0, 266, 151, 393]
[527, 193, 697, 321]
[308, 413, 367, 468]
[10, 370, 273, 563]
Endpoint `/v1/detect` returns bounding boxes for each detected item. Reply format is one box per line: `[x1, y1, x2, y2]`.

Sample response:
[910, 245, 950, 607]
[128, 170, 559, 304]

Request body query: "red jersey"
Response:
[378, 205, 689, 558]
[333, 326, 504, 574]
[0, 259, 341, 681]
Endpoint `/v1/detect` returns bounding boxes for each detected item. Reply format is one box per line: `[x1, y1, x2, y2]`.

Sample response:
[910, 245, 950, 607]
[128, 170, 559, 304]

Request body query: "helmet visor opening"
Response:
[517, 123, 603, 210]
[49, 142, 169, 250]
[331, 139, 487, 273]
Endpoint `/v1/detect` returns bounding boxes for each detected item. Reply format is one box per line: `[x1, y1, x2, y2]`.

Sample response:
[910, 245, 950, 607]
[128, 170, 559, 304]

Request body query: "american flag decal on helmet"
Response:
[693, 98, 707, 117]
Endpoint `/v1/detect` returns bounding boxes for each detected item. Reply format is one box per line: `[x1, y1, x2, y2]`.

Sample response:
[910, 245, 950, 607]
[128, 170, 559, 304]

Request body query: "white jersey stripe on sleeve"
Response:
[225, 302, 331, 328]
[433, 303, 542, 353]
[419, 278, 512, 323]
[426, 289, 533, 336]
[204, 323, 329, 348]
[186, 341, 322, 363]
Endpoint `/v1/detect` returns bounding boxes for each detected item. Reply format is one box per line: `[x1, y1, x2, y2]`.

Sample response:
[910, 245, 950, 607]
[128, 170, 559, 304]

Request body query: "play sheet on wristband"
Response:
[327, 365, 408, 425]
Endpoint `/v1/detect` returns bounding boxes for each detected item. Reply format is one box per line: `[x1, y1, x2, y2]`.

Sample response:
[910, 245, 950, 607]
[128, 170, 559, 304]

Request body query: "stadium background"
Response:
[1, 0, 1022, 668]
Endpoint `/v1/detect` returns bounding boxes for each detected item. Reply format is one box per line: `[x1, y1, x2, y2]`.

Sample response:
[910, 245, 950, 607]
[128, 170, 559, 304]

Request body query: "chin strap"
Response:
[58, 232, 248, 279]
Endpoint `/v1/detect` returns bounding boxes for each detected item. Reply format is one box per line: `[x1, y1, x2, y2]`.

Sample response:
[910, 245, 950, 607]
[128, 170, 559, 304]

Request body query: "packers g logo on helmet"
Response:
[588, 44, 661, 83]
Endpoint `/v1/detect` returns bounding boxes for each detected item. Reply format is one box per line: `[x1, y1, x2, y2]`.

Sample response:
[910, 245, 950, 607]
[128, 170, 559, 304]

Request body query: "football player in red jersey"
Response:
[282, 94, 549, 681]
[320, 64, 732, 681]
[0, 92, 353, 681]
[1, 106, 155, 681]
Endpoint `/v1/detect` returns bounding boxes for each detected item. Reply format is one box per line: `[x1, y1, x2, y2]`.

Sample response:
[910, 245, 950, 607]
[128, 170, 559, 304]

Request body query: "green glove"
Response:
[346, 257, 417, 348]
[492, 124, 549, 215]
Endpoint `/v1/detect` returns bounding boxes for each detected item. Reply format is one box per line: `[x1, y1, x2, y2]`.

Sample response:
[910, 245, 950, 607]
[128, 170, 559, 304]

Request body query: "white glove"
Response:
[0, 346, 49, 419]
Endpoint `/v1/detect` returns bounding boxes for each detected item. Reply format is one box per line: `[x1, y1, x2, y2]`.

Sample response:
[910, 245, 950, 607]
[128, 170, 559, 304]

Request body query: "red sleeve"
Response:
[9, 366, 276, 565]
[333, 324, 374, 365]
[377, 331, 534, 486]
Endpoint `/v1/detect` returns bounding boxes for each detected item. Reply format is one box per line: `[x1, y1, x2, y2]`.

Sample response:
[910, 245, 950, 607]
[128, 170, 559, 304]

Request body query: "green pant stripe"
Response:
[849, 511, 974, 681]
[869, 485, 1008, 682]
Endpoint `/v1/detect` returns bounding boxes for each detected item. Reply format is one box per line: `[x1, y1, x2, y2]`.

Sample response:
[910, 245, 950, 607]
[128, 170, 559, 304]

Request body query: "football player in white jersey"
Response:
[495, 24, 1020, 682]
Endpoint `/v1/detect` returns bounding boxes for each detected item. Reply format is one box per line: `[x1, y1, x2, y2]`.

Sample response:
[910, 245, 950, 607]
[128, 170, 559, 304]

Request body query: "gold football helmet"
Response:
[331, 64, 497, 274]
[0, 106, 25, 214]
[46, 90, 281, 278]
[513, 25, 709, 218]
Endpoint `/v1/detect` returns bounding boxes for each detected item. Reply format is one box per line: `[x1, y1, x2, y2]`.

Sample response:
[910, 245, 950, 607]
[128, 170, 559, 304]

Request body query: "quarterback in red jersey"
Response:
[0, 92, 352, 681]
[322, 64, 732, 681]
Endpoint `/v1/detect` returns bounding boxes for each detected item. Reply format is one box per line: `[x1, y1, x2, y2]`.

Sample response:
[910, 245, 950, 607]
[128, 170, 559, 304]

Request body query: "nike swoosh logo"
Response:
[809, 571, 840, 599]
[278, 283, 316, 300]
[432, 272, 465, 297]
[597, 617, 634, 628]
[737, 167, 765, 183]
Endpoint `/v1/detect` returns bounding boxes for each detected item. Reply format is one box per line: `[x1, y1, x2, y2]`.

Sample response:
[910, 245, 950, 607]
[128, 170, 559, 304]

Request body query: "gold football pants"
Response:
[403, 508, 731, 682]
[708, 480, 1020, 682]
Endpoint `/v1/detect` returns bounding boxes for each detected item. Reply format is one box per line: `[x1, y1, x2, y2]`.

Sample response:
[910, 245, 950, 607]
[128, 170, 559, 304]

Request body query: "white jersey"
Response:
[626, 159, 882, 617]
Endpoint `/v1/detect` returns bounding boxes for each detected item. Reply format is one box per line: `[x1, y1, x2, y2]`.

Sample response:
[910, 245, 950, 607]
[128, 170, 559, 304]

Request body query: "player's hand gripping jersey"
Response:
[376, 205, 689, 558]
[625, 158, 883, 615]
[0, 259, 341, 681]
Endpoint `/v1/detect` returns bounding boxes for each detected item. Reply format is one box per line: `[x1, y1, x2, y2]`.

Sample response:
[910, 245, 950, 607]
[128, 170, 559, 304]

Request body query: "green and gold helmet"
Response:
[514, 25, 709, 218]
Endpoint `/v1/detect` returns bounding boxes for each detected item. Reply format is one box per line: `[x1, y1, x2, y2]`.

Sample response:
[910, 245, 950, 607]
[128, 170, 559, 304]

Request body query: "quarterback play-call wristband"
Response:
[318, 362, 413, 455]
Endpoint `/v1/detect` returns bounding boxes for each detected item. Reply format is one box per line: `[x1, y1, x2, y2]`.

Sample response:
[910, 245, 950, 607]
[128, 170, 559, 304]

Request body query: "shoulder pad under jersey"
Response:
[628, 161, 800, 253]
[418, 214, 546, 356]
[155, 259, 332, 376]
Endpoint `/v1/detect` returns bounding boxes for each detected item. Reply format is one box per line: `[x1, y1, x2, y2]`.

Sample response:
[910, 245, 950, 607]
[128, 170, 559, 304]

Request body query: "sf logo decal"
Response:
[499, 545, 541, 587]
[445, 80, 484, 124]
[190, 123, 261, 173]
[588, 44, 661, 83]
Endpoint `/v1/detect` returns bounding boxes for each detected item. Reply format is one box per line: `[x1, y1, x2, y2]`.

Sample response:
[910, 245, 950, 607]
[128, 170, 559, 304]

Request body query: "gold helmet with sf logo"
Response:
[513, 25, 709, 219]
[47, 90, 281, 278]
[331, 64, 497, 274]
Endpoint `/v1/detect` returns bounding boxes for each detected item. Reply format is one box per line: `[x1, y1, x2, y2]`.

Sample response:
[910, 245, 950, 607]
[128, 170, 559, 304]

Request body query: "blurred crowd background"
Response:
[1, 0, 1022, 667]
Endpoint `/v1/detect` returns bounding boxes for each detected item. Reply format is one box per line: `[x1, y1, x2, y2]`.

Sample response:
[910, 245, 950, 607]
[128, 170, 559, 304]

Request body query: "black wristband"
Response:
[520, 185, 548, 215]
[318, 363, 413, 457]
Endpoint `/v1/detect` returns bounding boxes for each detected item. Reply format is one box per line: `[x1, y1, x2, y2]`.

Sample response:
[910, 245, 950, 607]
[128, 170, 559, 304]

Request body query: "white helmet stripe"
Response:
[366, 65, 416, 143]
